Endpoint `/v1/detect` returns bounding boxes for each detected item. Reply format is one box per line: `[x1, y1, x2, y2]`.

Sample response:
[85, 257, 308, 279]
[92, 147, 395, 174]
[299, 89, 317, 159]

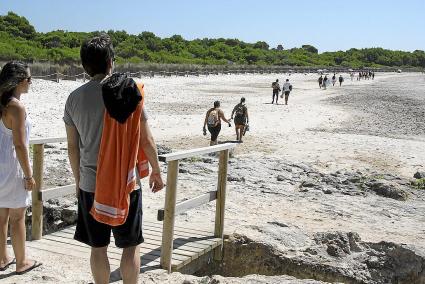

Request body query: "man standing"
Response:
[271, 79, 280, 104]
[339, 75, 344, 86]
[280, 79, 293, 105]
[231, 97, 249, 142]
[64, 34, 164, 284]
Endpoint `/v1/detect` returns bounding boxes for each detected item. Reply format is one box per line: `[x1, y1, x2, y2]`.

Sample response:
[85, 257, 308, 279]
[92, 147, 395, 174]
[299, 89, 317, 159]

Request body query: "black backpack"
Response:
[235, 104, 246, 119]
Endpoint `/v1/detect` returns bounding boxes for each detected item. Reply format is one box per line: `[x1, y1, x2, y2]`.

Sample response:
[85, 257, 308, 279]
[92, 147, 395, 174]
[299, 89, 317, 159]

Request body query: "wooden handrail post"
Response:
[32, 144, 44, 240]
[160, 160, 179, 273]
[214, 149, 229, 260]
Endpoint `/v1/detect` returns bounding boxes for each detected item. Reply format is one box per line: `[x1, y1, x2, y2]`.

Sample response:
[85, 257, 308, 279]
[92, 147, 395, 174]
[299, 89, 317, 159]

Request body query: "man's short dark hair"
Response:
[214, 101, 220, 108]
[80, 34, 114, 77]
[240, 97, 245, 103]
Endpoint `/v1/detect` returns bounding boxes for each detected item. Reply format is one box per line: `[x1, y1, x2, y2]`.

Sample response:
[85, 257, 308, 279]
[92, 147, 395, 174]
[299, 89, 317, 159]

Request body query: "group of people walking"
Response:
[271, 78, 293, 105]
[203, 97, 249, 145]
[318, 70, 375, 89]
[0, 34, 165, 283]
[318, 73, 344, 89]
[357, 71, 375, 80]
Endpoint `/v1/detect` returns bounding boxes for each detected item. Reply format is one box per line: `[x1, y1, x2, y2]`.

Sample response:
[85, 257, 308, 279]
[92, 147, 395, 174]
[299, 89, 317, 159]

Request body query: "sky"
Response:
[1, 0, 424, 53]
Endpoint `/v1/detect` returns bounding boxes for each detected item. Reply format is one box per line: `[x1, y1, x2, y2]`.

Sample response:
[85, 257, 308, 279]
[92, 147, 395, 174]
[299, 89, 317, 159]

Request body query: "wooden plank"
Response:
[32, 144, 44, 240]
[41, 233, 187, 261]
[143, 224, 218, 240]
[145, 220, 213, 234]
[41, 184, 75, 200]
[141, 229, 220, 251]
[53, 225, 221, 263]
[214, 149, 229, 260]
[27, 239, 160, 267]
[157, 191, 217, 221]
[158, 143, 236, 162]
[146, 221, 214, 235]
[160, 160, 179, 272]
[29, 137, 67, 145]
[59, 222, 215, 240]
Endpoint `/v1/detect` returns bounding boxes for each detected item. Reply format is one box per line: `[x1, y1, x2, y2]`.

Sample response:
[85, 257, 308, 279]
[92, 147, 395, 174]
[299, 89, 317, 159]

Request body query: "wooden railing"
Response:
[29, 137, 75, 240]
[157, 143, 236, 272]
[29, 137, 236, 271]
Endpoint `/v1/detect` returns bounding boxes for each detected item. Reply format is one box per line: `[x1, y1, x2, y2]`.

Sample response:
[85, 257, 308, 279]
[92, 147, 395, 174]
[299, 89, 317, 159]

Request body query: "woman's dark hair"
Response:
[80, 34, 114, 77]
[0, 61, 29, 116]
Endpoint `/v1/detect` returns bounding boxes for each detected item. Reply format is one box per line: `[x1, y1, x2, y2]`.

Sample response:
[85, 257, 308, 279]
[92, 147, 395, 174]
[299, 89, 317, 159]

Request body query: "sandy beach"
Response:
[2, 72, 425, 283]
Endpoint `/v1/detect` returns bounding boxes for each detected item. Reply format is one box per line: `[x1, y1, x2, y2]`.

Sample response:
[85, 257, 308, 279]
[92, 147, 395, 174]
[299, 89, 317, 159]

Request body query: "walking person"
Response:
[230, 97, 249, 143]
[318, 75, 323, 89]
[203, 101, 231, 146]
[338, 75, 344, 86]
[323, 75, 328, 90]
[271, 79, 280, 104]
[331, 73, 336, 86]
[64, 35, 164, 284]
[280, 79, 293, 105]
[0, 61, 42, 275]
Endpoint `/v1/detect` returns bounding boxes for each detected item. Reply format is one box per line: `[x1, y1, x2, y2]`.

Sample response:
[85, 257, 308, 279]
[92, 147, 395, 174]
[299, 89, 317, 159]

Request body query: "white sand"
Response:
[3, 72, 423, 283]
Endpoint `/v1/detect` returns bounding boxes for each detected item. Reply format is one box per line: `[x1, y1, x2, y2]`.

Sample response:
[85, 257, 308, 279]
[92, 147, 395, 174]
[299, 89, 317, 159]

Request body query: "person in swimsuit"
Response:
[0, 61, 42, 275]
[231, 97, 249, 142]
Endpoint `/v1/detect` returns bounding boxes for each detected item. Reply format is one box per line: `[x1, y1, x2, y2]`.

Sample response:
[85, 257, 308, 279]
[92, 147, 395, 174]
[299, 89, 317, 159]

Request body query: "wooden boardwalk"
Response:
[28, 138, 236, 273]
[26, 221, 222, 272]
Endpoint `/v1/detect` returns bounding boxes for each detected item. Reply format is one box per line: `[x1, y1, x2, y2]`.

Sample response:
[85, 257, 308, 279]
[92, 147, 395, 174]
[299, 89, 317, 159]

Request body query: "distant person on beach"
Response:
[280, 79, 293, 105]
[271, 79, 281, 104]
[203, 100, 231, 146]
[323, 75, 328, 90]
[339, 75, 344, 86]
[318, 75, 323, 89]
[0, 61, 42, 275]
[372, 72, 375, 80]
[64, 34, 164, 284]
[231, 97, 249, 142]
[332, 74, 336, 86]
[350, 72, 354, 81]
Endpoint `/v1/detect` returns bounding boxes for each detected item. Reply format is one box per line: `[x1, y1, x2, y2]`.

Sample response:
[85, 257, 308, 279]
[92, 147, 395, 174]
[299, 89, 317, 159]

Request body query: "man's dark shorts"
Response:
[74, 188, 144, 248]
[284, 91, 290, 98]
[234, 115, 246, 126]
[208, 124, 221, 141]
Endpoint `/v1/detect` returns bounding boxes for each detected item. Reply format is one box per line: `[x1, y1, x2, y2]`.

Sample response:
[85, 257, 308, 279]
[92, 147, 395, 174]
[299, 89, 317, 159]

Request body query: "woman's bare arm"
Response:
[9, 101, 35, 190]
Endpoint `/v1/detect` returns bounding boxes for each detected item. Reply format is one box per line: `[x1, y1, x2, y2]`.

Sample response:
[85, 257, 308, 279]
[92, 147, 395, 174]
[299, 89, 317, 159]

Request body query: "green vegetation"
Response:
[1, 12, 425, 69]
[411, 178, 425, 190]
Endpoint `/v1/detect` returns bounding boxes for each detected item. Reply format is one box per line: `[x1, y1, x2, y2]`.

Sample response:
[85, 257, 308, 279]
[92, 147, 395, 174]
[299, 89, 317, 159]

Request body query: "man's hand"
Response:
[149, 172, 164, 193]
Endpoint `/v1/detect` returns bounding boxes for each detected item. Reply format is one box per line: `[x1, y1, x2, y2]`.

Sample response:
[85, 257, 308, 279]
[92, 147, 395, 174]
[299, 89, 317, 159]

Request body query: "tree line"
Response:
[1, 12, 424, 69]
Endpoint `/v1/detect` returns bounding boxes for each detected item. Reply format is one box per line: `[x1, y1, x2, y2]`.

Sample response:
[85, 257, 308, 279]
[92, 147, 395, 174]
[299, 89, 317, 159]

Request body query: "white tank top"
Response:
[0, 115, 31, 208]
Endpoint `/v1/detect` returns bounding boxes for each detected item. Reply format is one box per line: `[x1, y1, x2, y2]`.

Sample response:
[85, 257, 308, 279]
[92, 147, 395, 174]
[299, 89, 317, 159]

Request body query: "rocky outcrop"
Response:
[196, 232, 425, 284]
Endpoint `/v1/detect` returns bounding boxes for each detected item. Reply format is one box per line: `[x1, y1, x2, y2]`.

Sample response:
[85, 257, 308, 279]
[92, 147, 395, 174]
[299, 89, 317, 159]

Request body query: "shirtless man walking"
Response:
[203, 101, 231, 146]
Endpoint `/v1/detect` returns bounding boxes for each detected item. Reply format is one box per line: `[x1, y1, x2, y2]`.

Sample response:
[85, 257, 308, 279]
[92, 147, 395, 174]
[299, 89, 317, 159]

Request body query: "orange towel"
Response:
[90, 83, 149, 226]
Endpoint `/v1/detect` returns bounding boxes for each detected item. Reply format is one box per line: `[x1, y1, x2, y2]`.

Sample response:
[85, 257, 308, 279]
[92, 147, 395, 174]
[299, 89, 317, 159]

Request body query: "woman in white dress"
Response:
[0, 61, 41, 274]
